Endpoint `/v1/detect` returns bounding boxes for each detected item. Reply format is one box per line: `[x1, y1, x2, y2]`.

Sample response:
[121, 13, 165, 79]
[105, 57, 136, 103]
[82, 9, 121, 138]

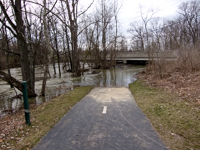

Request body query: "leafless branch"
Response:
[77, 0, 94, 17]
[0, 1, 17, 30]
[0, 48, 20, 56]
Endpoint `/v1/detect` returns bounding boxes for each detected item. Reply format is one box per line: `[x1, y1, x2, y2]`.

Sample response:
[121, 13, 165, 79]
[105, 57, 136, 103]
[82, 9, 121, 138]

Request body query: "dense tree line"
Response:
[128, 0, 200, 52]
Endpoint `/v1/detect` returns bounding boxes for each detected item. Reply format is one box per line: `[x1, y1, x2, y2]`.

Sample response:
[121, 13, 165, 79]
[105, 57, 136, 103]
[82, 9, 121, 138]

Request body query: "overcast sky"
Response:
[80, 0, 193, 38]
[119, 0, 194, 38]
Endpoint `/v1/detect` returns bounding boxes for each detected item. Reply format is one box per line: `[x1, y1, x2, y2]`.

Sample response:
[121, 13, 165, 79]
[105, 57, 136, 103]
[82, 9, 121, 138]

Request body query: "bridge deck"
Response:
[106, 51, 177, 62]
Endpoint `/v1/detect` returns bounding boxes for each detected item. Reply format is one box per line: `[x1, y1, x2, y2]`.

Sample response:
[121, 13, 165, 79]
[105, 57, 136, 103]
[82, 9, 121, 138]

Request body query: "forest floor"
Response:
[138, 71, 200, 103]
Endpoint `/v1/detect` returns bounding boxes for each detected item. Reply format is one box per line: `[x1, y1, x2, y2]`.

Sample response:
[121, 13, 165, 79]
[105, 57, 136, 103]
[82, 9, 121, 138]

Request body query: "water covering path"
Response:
[32, 87, 167, 150]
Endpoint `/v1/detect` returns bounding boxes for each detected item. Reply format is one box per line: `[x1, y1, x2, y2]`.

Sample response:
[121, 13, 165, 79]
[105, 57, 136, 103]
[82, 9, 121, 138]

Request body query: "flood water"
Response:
[0, 64, 144, 117]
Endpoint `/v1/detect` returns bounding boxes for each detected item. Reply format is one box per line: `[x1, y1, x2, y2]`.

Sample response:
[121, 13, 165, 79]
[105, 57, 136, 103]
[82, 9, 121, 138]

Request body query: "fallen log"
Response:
[0, 70, 37, 97]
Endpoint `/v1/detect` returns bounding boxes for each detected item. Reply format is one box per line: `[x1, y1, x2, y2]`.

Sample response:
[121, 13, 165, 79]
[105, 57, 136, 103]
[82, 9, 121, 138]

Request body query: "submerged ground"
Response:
[0, 65, 199, 150]
[0, 65, 144, 117]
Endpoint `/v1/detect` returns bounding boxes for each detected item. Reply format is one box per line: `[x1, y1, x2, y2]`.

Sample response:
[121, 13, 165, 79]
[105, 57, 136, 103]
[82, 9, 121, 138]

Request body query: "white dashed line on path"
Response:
[102, 106, 107, 114]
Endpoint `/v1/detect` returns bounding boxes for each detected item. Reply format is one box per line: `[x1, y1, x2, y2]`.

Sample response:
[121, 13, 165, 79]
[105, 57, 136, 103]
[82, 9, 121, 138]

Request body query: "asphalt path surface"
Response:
[32, 87, 167, 150]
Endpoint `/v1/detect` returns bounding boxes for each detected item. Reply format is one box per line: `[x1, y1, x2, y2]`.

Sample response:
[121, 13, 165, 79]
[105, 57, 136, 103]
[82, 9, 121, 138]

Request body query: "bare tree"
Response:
[0, 0, 36, 96]
[100, 0, 114, 68]
[128, 5, 157, 51]
[57, 0, 95, 76]
[51, 17, 62, 78]
[178, 0, 200, 47]
[110, 0, 122, 65]
[128, 22, 145, 51]
[40, 0, 57, 96]
[140, 5, 157, 47]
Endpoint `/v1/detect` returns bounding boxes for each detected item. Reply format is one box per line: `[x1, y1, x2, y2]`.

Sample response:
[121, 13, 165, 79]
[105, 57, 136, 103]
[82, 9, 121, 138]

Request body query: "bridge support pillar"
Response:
[123, 60, 127, 64]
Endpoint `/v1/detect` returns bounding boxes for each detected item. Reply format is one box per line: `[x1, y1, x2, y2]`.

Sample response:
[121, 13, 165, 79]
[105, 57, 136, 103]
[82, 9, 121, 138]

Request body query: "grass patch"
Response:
[129, 80, 200, 150]
[9, 86, 94, 150]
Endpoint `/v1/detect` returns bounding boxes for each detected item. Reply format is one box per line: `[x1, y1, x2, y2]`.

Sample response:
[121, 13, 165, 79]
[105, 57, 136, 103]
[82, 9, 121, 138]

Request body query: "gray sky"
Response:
[119, 0, 193, 37]
[80, 0, 193, 38]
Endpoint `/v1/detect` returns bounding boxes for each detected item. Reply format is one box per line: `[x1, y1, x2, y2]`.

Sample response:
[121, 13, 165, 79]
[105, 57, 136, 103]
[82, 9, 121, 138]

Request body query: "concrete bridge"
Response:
[107, 51, 177, 64]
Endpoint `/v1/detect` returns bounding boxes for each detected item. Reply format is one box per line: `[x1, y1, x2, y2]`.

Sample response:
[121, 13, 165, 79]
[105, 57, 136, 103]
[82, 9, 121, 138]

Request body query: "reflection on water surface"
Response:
[0, 64, 144, 116]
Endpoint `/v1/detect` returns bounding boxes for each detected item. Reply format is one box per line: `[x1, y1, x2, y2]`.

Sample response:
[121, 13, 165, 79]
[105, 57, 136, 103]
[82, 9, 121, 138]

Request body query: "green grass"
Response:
[129, 80, 200, 150]
[10, 86, 94, 150]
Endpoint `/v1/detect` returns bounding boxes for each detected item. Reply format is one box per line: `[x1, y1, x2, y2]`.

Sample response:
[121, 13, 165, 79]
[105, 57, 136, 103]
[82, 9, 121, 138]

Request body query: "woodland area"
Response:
[129, 0, 200, 79]
[0, 1, 200, 149]
[0, 0, 200, 96]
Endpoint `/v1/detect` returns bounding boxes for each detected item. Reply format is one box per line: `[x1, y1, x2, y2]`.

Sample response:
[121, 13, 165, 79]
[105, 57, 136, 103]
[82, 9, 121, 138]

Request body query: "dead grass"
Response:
[129, 80, 200, 150]
[139, 71, 200, 103]
[0, 86, 94, 150]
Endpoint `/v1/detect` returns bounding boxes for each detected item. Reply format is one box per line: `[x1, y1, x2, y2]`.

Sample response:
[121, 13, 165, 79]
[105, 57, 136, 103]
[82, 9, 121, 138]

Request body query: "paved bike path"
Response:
[32, 87, 167, 150]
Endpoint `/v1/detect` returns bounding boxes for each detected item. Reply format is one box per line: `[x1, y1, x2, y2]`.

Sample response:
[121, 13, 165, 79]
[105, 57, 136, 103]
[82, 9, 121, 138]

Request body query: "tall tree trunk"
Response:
[61, 1, 72, 71]
[54, 24, 61, 78]
[112, 0, 119, 66]
[56, 47, 61, 78]
[62, 31, 68, 72]
[6, 39, 12, 88]
[41, 0, 53, 96]
[4, 23, 11, 77]
[102, 1, 107, 68]
[95, 22, 101, 68]
[24, 1, 36, 92]
[0, 0, 35, 92]
[52, 50, 57, 77]
[66, 28, 72, 71]
[15, 0, 33, 91]
[41, 63, 49, 96]
[66, 0, 80, 76]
